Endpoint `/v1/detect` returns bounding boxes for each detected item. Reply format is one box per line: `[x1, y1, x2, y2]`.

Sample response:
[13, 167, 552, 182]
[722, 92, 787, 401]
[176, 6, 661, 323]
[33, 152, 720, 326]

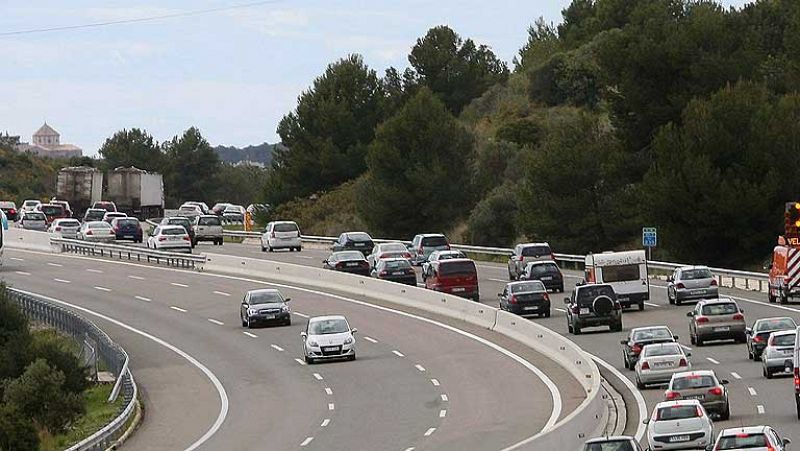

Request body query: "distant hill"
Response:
[214, 142, 281, 166]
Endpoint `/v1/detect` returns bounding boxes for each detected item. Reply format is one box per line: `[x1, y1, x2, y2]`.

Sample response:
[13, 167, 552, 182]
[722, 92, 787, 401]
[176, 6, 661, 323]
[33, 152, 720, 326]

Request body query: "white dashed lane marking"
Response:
[270, 344, 284, 352]
[294, 358, 306, 365]
[363, 336, 378, 343]
[644, 302, 660, 307]
[300, 437, 314, 447]
[170, 306, 187, 313]
[135, 296, 152, 302]
[86, 269, 103, 273]
[15, 271, 30, 276]
[325, 387, 333, 395]
[439, 409, 447, 418]
[415, 364, 426, 372]
[320, 419, 330, 427]
[213, 291, 230, 297]
[328, 403, 335, 411]
[431, 378, 440, 387]
[54, 278, 71, 284]
[424, 427, 436, 436]
[9, 257, 23, 261]
[554, 307, 566, 313]
[731, 372, 742, 380]
[488, 278, 507, 283]
[128, 275, 145, 280]
[47, 262, 63, 267]
[706, 357, 720, 365]
[313, 373, 323, 381]
[293, 312, 310, 318]
[94, 286, 111, 292]
[208, 319, 224, 326]
[171, 282, 189, 288]
[757, 405, 765, 414]
[748, 387, 757, 396]
[243, 332, 258, 338]
[392, 350, 405, 357]
[441, 394, 448, 402]
[680, 345, 693, 352]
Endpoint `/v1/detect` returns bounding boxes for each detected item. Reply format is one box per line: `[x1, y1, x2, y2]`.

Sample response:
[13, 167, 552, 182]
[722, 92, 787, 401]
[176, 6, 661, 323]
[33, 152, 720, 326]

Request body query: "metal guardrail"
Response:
[51, 237, 206, 269]
[4, 287, 137, 451]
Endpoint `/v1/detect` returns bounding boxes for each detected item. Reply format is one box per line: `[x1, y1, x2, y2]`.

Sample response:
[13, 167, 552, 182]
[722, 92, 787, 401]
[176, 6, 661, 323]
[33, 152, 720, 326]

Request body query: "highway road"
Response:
[0, 246, 583, 451]
[204, 240, 800, 444]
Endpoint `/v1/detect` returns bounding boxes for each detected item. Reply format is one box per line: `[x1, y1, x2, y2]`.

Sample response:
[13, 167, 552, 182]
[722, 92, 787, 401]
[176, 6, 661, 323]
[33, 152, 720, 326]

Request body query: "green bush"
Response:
[29, 330, 91, 396]
[466, 183, 519, 247]
[0, 403, 39, 451]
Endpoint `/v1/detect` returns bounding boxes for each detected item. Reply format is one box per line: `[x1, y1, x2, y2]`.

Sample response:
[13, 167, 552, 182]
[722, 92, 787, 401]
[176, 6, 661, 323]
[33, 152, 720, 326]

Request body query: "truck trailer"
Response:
[106, 167, 164, 219]
[55, 167, 103, 219]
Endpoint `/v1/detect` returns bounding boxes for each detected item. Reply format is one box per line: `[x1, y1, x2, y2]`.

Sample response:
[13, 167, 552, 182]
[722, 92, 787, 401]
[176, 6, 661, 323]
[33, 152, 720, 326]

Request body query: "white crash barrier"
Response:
[4, 227, 55, 252]
[205, 253, 607, 450]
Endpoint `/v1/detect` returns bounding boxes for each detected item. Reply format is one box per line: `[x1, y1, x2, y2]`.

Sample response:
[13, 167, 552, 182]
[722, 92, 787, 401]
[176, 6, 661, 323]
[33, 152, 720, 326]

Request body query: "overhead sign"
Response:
[642, 227, 657, 247]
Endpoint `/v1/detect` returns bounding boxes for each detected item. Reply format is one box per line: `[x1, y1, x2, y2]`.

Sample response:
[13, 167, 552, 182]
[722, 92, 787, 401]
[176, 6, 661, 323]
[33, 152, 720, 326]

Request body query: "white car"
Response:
[366, 241, 412, 268]
[102, 211, 127, 223]
[19, 211, 47, 231]
[21, 199, 41, 213]
[635, 342, 691, 388]
[645, 400, 713, 451]
[77, 221, 116, 242]
[582, 436, 644, 451]
[712, 425, 791, 451]
[761, 329, 796, 379]
[177, 204, 203, 220]
[301, 315, 357, 364]
[49, 218, 81, 239]
[147, 225, 192, 252]
[261, 220, 302, 252]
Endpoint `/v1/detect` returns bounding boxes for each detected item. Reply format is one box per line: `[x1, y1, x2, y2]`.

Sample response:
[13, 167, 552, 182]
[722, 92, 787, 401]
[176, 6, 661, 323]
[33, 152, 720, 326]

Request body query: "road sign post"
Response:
[642, 227, 657, 260]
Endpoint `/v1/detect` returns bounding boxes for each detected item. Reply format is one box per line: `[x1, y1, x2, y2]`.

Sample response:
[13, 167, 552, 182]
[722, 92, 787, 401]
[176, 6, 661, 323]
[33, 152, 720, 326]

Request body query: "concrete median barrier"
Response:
[4, 227, 56, 252]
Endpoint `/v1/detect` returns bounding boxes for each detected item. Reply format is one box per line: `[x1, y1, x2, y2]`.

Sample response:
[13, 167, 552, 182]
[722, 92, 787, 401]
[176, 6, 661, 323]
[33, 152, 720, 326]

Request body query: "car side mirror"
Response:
[575, 279, 586, 287]
[284, 298, 291, 302]
[740, 308, 744, 313]
[745, 328, 752, 334]
[686, 312, 694, 317]
[351, 328, 357, 334]
[783, 438, 791, 446]
[620, 340, 627, 345]
[300, 332, 307, 338]
[242, 302, 248, 307]
[686, 352, 692, 357]
[666, 276, 673, 282]
[322, 260, 327, 264]
[564, 298, 570, 304]
[672, 335, 679, 340]
[720, 379, 729, 385]
[497, 293, 502, 298]
[642, 419, 649, 425]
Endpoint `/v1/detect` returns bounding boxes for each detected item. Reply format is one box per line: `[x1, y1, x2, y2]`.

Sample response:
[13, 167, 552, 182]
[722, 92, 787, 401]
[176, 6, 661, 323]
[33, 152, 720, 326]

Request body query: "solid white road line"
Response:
[439, 409, 447, 418]
[243, 332, 258, 338]
[207, 319, 224, 326]
[730, 295, 800, 314]
[270, 344, 284, 352]
[213, 290, 230, 297]
[325, 387, 333, 395]
[706, 357, 720, 365]
[415, 364, 426, 372]
[731, 372, 742, 380]
[9, 257, 23, 261]
[313, 373, 323, 381]
[86, 268, 103, 273]
[392, 350, 405, 357]
[757, 405, 765, 414]
[424, 427, 436, 437]
[320, 418, 330, 427]
[404, 448, 415, 451]
[93, 286, 111, 292]
[135, 296, 152, 302]
[644, 302, 660, 307]
[53, 278, 71, 284]
[554, 307, 566, 313]
[441, 394, 448, 402]
[293, 312, 310, 318]
[590, 356, 648, 443]
[748, 387, 757, 396]
[15, 271, 30, 276]
[488, 278, 507, 283]
[47, 262, 63, 267]
[680, 345, 693, 351]
[171, 282, 189, 288]
[363, 336, 378, 343]
[128, 275, 145, 280]
[170, 306, 187, 313]
[300, 437, 314, 447]
[430, 378, 440, 386]
[294, 358, 306, 365]
[8, 288, 229, 451]
[328, 403, 335, 411]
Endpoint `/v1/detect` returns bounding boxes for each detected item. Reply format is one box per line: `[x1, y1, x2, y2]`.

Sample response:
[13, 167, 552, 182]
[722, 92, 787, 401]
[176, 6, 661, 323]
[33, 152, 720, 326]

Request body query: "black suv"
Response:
[565, 283, 623, 334]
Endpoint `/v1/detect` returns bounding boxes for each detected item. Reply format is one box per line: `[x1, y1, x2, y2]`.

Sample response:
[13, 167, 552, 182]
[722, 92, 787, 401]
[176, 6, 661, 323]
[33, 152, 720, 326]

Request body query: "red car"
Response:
[424, 258, 480, 301]
[50, 200, 72, 218]
[36, 203, 68, 224]
[0, 201, 18, 221]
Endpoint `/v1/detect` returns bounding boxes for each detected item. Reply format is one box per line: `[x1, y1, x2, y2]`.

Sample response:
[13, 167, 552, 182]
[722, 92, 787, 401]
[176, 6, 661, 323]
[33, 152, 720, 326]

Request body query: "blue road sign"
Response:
[642, 227, 657, 247]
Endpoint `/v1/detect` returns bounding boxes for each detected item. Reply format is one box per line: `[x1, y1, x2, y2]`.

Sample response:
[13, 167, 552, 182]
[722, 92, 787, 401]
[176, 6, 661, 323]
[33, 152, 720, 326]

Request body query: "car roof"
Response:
[380, 257, 409, 263]
[198, 214, 219, 218]
[632, 325, 671, 333]
[166, 216, 189, 221]
[86, 208, 105, 212]
[436, 258, 473, 264]
[526, 260, 558, 266]
[417, 233, 446, 238]
[769, 329, 795, 337]
[247, 288, 280, 295]
[159, 225, 187, 231]
[654, 399, 702, 407]
[678, 265, 709, 270]
[718, 426, 770, 435]
[378, 241, 406, 248]
[270, 220, 297, 224]
[577, 283, 613, 290]
[309, 315, 347, 322]
[754, 316, 794, 324]
[584, 436, 635, 444]
[672, 369, 716, 378]
[507, 280, 546, 289]
[85, 221, 110, 226]
[698, 297, 736, 305]
[520, 242, 550, 247]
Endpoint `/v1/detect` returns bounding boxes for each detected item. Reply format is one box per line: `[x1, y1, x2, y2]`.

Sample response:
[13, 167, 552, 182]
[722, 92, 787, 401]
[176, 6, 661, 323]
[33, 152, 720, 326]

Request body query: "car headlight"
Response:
[247, 308, 258, 315]
[307, 340, 319, 348]
[281, 305, 290, 312]
[344, 337, 353, 345]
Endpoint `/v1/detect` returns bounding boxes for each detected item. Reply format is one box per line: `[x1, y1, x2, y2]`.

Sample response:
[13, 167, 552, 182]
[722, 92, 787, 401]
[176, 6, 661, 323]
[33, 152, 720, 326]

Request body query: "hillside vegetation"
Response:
[262, 0, 800, 267]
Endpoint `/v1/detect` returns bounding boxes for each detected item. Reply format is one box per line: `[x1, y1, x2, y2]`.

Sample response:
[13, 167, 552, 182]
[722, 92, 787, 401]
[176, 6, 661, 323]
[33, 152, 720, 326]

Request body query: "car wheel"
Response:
[720, 403, 730, 421]
[747, 345, 753, 360]
[780, 293, 789, 305]
[241, 314, 246, 327]
[558, 284, 564, 293]
[245, 316, 252, 329]
[285, 318, 291, 327]
[768, 289, 776, 303]
[636, 376, 645, 390]
[796, 397, 800, 420]
[623, 353, 630, 369]
[764, 366, 772, 379]
[690, 333, 696, 345]
[668, 290, 675, 305]
[305, 355, 314, 364]
[638, 301, 644, 311]
[508, 271, 515, 281]
[348, 353, 356, 361]
[567, 321, 573, 334]
[544, 310, 551, 318]
[696, 335, 704, 346]
[675, 296, 682, 306]
[268, 246, 274, 252]
[261, 244, 266, 252]
[611, 321, 623, 332]
[573, 322, 582, 335]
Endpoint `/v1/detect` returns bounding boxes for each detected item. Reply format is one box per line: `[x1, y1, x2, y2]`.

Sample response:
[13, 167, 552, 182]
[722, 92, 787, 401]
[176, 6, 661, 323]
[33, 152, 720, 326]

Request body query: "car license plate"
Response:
[654, 361, 672, 367]
[714, 326, 730, 332]
[523, 306, 539, 311]
[355, 242, 365, 247]
[694, 289, 707, 294]
[124, 235, 133, 239]
[618, 297, 629, 302]
[346, 262, 359, 267]
[541, 276, 553, 280]
[392, 271, 405, 275]
[322, 346, 339, 352]
[670, 435, 690, 443]
[579, 308, 590, 315]
[685, 394, 704, 400]
[452, 287, 466, 292]
[784, 349, 794, 354]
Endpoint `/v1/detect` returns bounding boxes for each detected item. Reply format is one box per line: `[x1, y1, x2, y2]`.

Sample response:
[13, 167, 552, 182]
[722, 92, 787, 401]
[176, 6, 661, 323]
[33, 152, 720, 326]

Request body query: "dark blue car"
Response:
[111, 217, 143, 243]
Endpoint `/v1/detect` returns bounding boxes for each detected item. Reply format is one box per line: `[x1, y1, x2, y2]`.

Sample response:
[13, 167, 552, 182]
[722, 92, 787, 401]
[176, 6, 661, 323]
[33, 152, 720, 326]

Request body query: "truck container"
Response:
[106, 167, 164, 219]
[55, 167, 103, 218]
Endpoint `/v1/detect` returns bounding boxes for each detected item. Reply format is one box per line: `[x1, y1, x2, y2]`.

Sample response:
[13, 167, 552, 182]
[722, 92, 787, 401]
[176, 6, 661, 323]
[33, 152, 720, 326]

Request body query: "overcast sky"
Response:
[1, 0, 751, 154]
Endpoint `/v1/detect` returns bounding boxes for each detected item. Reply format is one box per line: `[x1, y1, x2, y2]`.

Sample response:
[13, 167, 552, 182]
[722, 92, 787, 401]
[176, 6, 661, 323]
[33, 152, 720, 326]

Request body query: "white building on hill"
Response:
[16, 122, 83, 158]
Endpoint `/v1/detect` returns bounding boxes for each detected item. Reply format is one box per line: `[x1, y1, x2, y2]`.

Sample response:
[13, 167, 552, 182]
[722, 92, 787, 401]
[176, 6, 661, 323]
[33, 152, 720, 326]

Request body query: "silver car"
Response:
[688, 298, 746, 346]
[301, 315, 357, 364]
[583, 436, 644, 451]
[667, 265, 718, 305]
[261, 221, 301, 252]
[19, 211, 47, 231]
[48, 218, 81, 239]
[635, 342, 691, 388]
[77, 221, 116, 242]
[712, 426, 791, 451]
[507, 242, 553, 280]
[409, 234, 450, 265]
[762, 329, 796, 379]
[367, 242, 411, 268]
[422, 249, 467, 280]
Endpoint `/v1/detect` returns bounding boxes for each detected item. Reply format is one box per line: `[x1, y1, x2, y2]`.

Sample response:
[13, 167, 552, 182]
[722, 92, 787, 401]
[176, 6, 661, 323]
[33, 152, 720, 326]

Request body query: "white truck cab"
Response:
[584, 250, 650, 310]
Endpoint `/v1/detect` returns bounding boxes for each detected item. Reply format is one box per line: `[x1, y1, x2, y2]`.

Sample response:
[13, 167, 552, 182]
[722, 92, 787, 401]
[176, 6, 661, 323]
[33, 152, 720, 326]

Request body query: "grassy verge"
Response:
[39, 384, 124, 451]
[223, 224, 245, 243]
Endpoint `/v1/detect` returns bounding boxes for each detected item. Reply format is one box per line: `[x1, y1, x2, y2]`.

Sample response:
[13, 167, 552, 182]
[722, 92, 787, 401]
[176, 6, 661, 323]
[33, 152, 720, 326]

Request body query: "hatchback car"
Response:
[160, 216, 195, 245]
[222, 204, 245, 222]
[192, 215, 224, 246]
[373, 258, 417, 286]
[520, 260, 564, 292]
[20, 211, 48, 231]
[424, 258, 479, 301]
[582, 436, 644, 451]
[102, 211, 127, 224]
[499, 280, 551, 317]
[178, 204, 203, 220]
[409, 233, 450, 265]
[48, 218, 81, 239]
[645, 400, 713, 451]
[332, 232, 374, 256]
[110, 217, 143, 243]
[688, 298, 746, 346]
[83, 208, 107, 223]
[565, 284, 622, 334]
[240, 289, 291, 328]
[21, 199, 41, 213]
[77, 221, 116, 242]
[183, 201, 210, 215]
[746, 316, 797, 361]
[367, 242, 412, 268]
[261, 221, 302, 252]
[507, 242, 554, 280]
[147, 225, 191, 252]
[92, 201, 117, 212]
[50, 200, 72, 218]
[635, 342, 691, 389]
[422, 249, 468, 280]
[665, 370, 730, 420]
[621, 326, 679, 370]
[0, 201, 18, 221]
[324, 251, 371, 276]
[712, 426, 791, 451]
[36, 203, 67, 224]
[667, 266, 719, 305]
[761, 329, 796, 379]
[302, 315, 357, 363]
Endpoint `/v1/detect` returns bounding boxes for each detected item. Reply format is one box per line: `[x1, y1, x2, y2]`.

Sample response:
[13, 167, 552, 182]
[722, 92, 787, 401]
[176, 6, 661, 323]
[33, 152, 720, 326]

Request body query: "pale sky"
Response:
[1, 0, 750, 154]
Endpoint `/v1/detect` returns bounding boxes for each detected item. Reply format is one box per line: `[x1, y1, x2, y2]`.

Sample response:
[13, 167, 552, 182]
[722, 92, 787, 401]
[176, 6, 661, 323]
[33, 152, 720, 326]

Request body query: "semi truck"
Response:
[55, 166, 103, 219]
[106, 167, 164, 218]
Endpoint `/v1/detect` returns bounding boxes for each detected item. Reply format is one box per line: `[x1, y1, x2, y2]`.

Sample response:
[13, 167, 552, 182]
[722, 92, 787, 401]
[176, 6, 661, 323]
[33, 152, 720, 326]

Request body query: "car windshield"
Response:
[274, 223, 298, 232]
[633, 328, 673, 342]
[347, 232, 371, 242]
[577, 286, 615, 303]
[0, 202, 14, 209]
[756, 318, 796, 331]
[309, 319, 349, 335]
[384, 260, 411, 270]
[85, 211, 105, 220]
[249, 291, 284, 305]
[198, 217, 221, 226]
[162, 227, 185, 235]
[437, 251, 465, 260]
[116, 219, 139, 227]
[715, 434, 769, 450]
[40, 205, 63, 215]
[421, 236, 448, 247]
[511, 282, 545, 293]
[381, 243, 407, 253]
[772, 333, 795, 346]
[682, 268, 712, 280]
[602, 264, 640, 283]
[521, 245, 551, 257]
[89, 222, 111, 229]
[439, 260, 476, 276]
[180, 206, 198, 212]
[106, 213, 126, 218]
[643, 344, 681, 357]
[528, 263, 560, 276]
[169, 219, 190, 228]
[702, 303, 738, 316]
[58, 220, 80, 227]
[656, 405, 700, 421]
[333, 251, 363, 261]
[26, 213, 45, 220]
[672, 375, 716, 390]
[23, 201, 39, 207]
[583, 441, 635, 451]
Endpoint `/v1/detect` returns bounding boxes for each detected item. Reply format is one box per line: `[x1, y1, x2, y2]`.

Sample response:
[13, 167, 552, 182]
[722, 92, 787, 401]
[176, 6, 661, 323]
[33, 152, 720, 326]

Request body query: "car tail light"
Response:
[696, 406, 704, 417]
[794, 367, 799, 391]
[86, 230, 93, 235]
[509, 295, 517, 304]
[379, 270, 388, 277]
[665, 391, 680, 400]
[641, 361, 650, 370]
[679, 358, 688, 367]
[710, 278, 718, 286]
[708, 387, 723, 396]
[571, 305, 580, 314]
[335, 262, 344, 269]
[9, 209, 15, 215]
[675, 283, 685, 289]
[403, 252, 411, 259]
[183, 236, 190, 241]
[696, 316, 709, 324]
[55, 226, 61, 231]
[733, 313, 744, 321]
[518, 255, 524, 261]
[753, 335, 764, 343]
[543, 293, 550, 302]
[632, 343, 642, 354]
[159, 236, 166, 241]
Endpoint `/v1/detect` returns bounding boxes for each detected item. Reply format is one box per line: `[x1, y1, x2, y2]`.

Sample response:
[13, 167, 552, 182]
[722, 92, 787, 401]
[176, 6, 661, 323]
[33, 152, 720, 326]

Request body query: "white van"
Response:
[584, 250, 649, 310]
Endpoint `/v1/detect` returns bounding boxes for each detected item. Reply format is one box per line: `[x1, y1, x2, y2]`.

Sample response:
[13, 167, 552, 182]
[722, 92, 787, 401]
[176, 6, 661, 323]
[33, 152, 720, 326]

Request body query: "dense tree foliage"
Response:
[162, 127, 221, 206]
[98, 128, 162, 171]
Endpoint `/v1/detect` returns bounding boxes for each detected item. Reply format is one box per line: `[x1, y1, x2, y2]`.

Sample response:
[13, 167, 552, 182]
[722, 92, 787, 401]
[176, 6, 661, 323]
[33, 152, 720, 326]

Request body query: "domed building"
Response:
[16, 122, 83, 158]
